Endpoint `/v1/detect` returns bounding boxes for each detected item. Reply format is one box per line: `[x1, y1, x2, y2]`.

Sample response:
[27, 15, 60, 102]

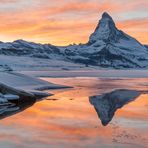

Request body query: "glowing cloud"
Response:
[0, 0, 147, 45]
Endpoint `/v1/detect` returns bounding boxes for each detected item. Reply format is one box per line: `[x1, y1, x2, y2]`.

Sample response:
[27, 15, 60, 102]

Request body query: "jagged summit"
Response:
[101, 12, 116, 28]
[89, 12, 118, 43]
[88, 12, 145, 47]
[102, 12, 114, 21]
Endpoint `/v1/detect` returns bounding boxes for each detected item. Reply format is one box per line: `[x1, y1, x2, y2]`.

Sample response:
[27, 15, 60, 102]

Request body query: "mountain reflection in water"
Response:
[89, 89, 147, 126]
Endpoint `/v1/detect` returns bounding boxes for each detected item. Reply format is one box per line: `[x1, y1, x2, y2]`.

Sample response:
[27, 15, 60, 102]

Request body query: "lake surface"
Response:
[0, 77, 148, 148]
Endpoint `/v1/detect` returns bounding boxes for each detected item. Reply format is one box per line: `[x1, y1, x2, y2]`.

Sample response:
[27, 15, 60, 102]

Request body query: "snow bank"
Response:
[0, 55, 86, 71]
[0, 82, 35, 104]
[0, 71, 70, 91]
[0, 71, 70, 103]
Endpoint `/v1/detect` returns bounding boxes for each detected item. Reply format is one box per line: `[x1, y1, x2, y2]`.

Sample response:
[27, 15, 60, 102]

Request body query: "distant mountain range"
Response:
[0, 12, 148, 69]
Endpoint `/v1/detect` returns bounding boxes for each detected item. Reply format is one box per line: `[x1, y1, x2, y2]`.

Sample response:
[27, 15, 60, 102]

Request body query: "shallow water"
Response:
[0, 77, 148, 148]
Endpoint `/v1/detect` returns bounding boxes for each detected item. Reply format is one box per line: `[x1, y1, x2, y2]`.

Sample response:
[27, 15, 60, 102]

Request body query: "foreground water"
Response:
[0, 77, 148, 148]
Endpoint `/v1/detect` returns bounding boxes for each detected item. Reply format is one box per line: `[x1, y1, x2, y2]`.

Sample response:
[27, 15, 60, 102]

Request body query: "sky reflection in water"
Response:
[0, 77, 147, 148]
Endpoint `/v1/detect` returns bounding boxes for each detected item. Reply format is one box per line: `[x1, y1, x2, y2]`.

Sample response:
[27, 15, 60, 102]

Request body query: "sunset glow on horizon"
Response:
[0, 0, 147, 45]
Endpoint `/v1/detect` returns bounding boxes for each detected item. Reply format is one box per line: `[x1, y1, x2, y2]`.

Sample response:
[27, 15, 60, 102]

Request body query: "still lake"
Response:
[0, 77, 148, 148]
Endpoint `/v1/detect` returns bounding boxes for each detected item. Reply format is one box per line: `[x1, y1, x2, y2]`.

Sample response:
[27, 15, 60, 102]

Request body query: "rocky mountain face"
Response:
[144, 45, 148, 49]
[0, 12, 148, 69]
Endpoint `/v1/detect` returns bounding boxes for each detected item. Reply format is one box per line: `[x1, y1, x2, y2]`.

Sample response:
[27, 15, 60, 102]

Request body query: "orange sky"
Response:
[0, 0, 147, 45]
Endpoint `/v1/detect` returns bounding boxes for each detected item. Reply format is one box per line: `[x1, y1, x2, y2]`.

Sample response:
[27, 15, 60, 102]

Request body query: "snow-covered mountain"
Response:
[63, 12, 148, 68]
[0, 39, 60, 58]
[0, 12, 148, 69]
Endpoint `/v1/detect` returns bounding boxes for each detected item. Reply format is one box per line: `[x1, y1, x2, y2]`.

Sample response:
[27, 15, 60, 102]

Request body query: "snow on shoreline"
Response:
[0, 82, 35, 103]
[0, 55, 88, 71]
[20, 70, 148, 78]
[0, 71, 70, 103]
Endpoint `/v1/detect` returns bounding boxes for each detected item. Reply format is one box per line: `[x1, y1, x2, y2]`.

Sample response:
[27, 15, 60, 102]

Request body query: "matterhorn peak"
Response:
[102, 12, 113, 20]
[101, 12, 115, 26]
[89, 12, 119, 44]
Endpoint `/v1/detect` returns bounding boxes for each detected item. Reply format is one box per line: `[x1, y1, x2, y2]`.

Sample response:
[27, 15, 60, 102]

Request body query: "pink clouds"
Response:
[0, 0, 147, 45]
